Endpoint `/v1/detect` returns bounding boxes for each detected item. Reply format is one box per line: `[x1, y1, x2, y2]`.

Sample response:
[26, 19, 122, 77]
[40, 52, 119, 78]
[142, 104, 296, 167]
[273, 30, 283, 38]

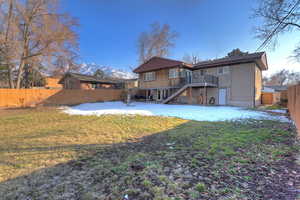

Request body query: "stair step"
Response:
[162, 84, 190, 104]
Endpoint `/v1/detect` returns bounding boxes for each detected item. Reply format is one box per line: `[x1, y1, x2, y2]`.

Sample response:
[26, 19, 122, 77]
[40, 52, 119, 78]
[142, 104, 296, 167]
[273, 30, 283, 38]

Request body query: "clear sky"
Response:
[61, 0, 300, 76]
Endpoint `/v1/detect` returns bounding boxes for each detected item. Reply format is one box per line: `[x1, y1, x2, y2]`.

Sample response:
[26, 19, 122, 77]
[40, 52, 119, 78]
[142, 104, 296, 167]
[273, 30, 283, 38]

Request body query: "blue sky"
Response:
[61, 0, 300, 75]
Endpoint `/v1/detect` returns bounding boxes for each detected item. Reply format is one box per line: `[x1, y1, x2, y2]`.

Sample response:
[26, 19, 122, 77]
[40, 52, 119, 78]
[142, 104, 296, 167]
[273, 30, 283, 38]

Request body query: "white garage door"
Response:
[219, 88, 227, 105]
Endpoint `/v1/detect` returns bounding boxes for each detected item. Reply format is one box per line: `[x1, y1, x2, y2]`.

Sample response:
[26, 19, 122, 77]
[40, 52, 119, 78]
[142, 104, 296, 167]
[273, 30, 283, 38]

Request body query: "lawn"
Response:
[0, 107, 299, 200]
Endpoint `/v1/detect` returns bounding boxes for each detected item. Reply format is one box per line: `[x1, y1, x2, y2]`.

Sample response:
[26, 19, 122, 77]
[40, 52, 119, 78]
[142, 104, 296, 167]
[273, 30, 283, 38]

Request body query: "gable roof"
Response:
[193, 52, 268, 71]
[133, 57, 193, 73]
[58, 72, 120, 84]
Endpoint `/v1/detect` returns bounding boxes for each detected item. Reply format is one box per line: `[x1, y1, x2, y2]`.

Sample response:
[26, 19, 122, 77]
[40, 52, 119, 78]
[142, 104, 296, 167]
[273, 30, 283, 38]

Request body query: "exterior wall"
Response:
[45, 77, 62, 89]
[125, 80, 138, 89]
[207, 88, 219, 104]
[254, 65, 262, 106]
[288, 84, 300, 136]
[62, 77, 116, 90]
[171, 87, 218, 105]
[228, 63, 256, 107]
[138, 67, 182, 89]
[137, 62, 263, 107]
[80, 82, 93, 90]
[261, 92, 281, 105]
[193, 63, 260, 107]
[63, 77, 81, 89]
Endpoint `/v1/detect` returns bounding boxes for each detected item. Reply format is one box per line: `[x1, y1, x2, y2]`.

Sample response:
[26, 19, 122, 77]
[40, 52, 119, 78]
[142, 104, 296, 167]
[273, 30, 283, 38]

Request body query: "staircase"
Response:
[162, 84, 191, 104]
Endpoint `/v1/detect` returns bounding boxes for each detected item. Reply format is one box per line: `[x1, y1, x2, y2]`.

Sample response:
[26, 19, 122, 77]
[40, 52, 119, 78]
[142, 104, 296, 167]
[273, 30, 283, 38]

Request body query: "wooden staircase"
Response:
[162, 84, 191, 104]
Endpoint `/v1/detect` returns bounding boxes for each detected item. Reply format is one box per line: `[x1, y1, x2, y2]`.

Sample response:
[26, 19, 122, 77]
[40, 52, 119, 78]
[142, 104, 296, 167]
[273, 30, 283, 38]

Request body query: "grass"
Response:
[0, 107, 299, 200]
[264, 104, 285, 110]
[0, 107, 184, 182]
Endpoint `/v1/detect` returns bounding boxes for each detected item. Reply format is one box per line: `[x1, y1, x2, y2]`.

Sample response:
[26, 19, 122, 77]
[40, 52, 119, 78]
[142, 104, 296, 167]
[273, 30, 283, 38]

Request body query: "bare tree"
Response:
[182, 53, 201, 64]
[253, 0, 300, 60]
[50, 54, 80, 76]
[14, 0, 79, 88]
[0, 0, 79, 88]
[264, 69, 300, 85]
[0, 0, 19, 88]
[137, 22, 178, 63]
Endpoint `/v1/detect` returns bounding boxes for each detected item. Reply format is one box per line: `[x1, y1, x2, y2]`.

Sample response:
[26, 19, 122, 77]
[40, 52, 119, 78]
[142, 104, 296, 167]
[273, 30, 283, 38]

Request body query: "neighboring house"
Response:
[133, 52, 268, 107]
[58, 72, 122, 89]
[262, 85, 288, 105]
[45, 76, 63, 89]
[123, 78, 138, 89]
[264, 85, 288, 92]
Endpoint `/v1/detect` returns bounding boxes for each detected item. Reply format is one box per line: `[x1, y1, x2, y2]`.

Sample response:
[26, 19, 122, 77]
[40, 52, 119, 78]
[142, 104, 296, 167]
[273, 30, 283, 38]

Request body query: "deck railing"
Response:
[177, 73, 218, 87]
[192, 74, 218, 86]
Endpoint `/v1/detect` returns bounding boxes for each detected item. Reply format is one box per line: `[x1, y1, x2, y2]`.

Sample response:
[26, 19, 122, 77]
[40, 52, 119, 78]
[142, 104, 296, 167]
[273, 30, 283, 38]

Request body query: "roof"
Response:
[133, 57, 193, 73]
[193, 52, 268, 71]
[265, 85, 288, 91]
[58, 72, 120, 84]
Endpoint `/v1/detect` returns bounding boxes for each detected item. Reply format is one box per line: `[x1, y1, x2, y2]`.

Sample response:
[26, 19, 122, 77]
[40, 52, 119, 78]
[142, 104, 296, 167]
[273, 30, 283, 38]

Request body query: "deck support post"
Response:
[204, 86, 207, 105]
[188, 87, 193, 104]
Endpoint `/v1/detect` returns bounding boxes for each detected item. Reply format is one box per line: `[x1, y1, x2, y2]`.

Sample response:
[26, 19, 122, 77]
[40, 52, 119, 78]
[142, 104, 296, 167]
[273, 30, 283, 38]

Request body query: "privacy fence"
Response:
[0, 89, 124, 107]
[288, 84, 300, 135]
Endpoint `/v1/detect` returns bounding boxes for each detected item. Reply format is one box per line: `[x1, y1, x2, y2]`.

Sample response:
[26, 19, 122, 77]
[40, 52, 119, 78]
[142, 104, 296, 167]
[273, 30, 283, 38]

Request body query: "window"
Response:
[91, 83, 97, 89]
[169, 68, 178, 78]
[144, 72, 156, 81]
[223, 66, 230, 74]
[218, 67, 224, 75]
[200, 69, 206, 76]
[218, 66, 229, 75]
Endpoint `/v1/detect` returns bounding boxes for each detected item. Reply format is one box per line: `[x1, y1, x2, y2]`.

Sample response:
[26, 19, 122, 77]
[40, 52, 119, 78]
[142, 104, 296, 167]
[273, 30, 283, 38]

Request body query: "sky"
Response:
[61, 0, 300, 76]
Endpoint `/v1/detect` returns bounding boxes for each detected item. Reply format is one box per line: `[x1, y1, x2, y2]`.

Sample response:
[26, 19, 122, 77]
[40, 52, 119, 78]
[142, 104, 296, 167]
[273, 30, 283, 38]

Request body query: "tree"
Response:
[0, 0, 19, 88]
[21, 64, 45, 88]
[50, 55, 80, 76]
[264, 69, 300, 86]
[182, 53, 201, 64]
[137, 22, 178, 63]
[226, 48, 249, 57]
[94, 69, 105, 79]
[253, 0, 300, 60]
[0, 0, 79, 88]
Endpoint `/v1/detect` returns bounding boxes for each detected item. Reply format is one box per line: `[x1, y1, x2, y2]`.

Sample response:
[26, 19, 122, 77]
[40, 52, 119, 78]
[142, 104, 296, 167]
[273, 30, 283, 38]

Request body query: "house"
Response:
[123, 78, 138, 89]
[133, 57, 194, 100]
[263, 85, 288, 92]
[58, 72, 123, 89]
[262, 85, 288, 105]
[45, 76, 63, 89]
[133, 52, 268, 107]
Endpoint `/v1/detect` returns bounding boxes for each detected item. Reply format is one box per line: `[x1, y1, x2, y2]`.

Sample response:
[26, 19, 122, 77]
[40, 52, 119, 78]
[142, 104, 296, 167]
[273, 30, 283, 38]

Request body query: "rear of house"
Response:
[133, 52, 268, 107]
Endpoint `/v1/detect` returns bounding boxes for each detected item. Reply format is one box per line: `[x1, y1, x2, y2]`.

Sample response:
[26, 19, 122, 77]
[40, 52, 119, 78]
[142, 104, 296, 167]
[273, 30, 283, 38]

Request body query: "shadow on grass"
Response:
[0, 120, 299, 200]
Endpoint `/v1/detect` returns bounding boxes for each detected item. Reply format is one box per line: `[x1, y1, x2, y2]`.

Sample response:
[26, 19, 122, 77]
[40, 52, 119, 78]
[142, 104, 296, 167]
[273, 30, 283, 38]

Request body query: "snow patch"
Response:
[63, 102, 290, 122]
[268, 109, 287, 114]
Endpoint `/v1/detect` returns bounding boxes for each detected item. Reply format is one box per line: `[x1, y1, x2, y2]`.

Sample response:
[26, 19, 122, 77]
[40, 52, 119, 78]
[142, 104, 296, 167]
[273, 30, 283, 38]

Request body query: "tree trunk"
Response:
[8, 66, 14, 88]
[16, 60, 25, 89]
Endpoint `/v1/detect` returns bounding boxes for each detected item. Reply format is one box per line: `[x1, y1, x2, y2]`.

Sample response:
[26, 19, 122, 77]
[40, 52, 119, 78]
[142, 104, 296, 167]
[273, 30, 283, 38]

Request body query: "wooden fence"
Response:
[261, 92, 281, 105]
[0, 89, 124, 108]
[288, 84, 300, 135]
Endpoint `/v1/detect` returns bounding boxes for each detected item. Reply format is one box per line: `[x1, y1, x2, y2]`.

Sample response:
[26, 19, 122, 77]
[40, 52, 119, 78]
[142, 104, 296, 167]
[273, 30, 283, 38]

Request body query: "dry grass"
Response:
[0, 107, 186, 182]
[0, 107, 299, 200]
